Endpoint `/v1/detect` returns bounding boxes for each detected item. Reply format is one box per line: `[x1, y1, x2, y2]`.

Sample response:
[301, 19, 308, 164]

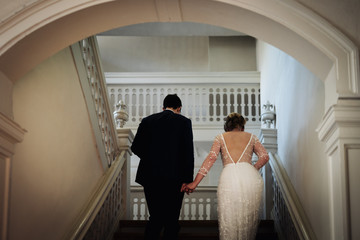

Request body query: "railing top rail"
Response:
[105, 71, 260, 85]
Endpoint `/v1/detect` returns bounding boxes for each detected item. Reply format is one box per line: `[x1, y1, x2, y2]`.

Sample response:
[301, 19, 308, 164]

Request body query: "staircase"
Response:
[114, 220, 278, 240]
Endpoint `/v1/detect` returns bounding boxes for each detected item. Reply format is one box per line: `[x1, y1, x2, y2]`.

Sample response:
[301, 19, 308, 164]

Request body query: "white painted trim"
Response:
[316, 100, 360, 153]
[316, 99, 360, 240]
[105, 71, 261, 84]
[0, 112, 26, 157]
[269, 152, 317, 240]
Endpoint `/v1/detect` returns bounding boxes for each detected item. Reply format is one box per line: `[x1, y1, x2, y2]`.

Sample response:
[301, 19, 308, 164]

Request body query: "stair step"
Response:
[114, 220, 278, 240]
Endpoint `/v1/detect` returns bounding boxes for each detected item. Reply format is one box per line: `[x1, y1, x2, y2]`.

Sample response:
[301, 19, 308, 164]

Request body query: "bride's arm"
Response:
[253, 136, 269, 170]
[182, 136, 221, 193]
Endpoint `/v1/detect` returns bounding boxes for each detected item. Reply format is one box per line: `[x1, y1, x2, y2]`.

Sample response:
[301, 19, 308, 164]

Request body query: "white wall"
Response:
[97, 36, 257, 72]
[10, 47, 103, 240]
[257, 40, 330, 239]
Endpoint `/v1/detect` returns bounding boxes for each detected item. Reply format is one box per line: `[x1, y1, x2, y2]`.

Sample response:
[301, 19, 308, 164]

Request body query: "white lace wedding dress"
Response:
[198, 132, 269, 240]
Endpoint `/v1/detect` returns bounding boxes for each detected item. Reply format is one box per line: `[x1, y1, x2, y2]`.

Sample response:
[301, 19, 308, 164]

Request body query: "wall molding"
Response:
[0, 112, 26, 157]
[316, 99, 360, 153]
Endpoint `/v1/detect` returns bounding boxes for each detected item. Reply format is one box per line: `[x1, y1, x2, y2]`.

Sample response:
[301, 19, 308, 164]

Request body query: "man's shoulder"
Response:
[174, 113, 191, 123]
[141, 111, 163, 120]
[142, 110, 191, 123]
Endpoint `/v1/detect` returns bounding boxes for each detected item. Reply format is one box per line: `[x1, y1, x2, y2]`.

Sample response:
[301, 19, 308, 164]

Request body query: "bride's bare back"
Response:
[198, 131, 269, 176]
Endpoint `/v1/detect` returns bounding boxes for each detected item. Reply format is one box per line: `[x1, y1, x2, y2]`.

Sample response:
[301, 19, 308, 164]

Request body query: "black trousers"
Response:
[143, 180, 184, 240]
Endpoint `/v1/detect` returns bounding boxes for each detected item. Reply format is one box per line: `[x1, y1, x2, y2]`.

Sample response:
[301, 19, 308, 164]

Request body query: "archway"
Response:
[0, 0, 358, 105]
[0, 1, 359, 240]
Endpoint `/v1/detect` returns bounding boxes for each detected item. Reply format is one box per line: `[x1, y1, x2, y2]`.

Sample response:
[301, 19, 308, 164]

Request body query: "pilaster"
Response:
[317, 99, 360, 240]
[0, 113, 26, 240]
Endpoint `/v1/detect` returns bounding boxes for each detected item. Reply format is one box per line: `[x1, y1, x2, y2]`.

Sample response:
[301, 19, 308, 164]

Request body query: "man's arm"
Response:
[183, 118, 195, 182]
[131, 120, 146, 159]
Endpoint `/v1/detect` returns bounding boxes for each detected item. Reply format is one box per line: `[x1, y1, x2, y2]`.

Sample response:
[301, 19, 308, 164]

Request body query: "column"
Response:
[317, 99, 360, 240]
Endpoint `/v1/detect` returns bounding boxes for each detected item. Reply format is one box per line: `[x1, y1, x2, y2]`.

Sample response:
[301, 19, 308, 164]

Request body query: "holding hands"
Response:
[181, 182, 198, 195]
[181, 172, 204, 194]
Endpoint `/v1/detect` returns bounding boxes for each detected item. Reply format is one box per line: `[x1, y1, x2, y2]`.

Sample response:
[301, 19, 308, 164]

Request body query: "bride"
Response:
[181, 112, 269, 240]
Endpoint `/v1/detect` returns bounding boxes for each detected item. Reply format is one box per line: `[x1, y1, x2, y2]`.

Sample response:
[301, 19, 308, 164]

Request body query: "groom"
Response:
[131, 94, 195, 240]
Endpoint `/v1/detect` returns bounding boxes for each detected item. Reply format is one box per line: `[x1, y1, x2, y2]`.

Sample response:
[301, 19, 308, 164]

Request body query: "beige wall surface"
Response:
[257, 40, 329, 239]
[209, 36, 256, 71]
[97, 36, 209, 72]
[10, 47, 103, 240]
[97, 36, 256, 72]
[0, 72, 13, 118]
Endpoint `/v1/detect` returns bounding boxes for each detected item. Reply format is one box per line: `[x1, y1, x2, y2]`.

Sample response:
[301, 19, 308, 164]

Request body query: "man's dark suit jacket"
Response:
[131, 110, 194, 186]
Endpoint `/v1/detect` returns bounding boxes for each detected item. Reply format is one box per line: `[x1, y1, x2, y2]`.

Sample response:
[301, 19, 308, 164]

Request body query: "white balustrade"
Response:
[130, 186, 218, 220]
[107, 76, 260, 127]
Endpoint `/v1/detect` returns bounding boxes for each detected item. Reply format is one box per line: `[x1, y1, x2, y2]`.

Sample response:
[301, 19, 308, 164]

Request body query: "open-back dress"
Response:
[198, 132, 269, 240]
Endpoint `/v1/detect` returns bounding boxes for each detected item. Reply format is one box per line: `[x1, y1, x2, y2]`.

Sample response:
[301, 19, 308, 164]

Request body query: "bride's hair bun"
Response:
[224, 112, 246, 132]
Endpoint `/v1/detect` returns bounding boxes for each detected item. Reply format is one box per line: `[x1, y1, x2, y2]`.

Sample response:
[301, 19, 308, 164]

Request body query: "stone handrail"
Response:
[65, 151, 127, 240]
[269, 152, 317, 240]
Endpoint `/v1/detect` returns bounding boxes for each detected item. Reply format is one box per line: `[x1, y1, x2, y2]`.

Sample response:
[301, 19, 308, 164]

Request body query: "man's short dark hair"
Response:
[163, 94, 182, 109]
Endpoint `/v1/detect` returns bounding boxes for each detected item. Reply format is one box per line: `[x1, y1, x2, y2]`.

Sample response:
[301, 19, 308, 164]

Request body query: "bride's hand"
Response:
[186, 182, 197, 191]
[181, 182, 197, 195]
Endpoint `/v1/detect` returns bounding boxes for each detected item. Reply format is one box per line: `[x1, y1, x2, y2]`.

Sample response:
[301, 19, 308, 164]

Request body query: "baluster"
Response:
[198, 198, 204, 220]
[252, 88, 258, 123]
[135, 88, 141, 123]
[159, 88, 164, 113]
[201, 87, 206, 123]
[209, 88, 214, 123]
[191, 198, 196, 220]
[183, 198, 190, 220]
[145, 89, 150, 116]
[151, 88, 156, 114]
[140, 198, 146, 220]
[206, 198, 211, 220]
[133, 198, 138, 220]
[240, 88, 245, 116]
[149, 88, 154, 115]
[257, 87, 261, 123]
[215, 89, 220, 122]
[192, 88, 197, 121]
[226, 88, 231, 117]
[130, 88, 136, 124]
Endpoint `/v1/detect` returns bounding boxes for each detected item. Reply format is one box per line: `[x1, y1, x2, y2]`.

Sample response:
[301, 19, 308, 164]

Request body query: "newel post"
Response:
[116, 128, 134, 220]
[259, 101, 278, 219]
[113, 99, 133, 219]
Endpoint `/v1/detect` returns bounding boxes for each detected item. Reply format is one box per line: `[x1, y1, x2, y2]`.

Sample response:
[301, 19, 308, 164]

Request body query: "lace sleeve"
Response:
[198, 135, 221, 177]
[253, 136, 269, 169]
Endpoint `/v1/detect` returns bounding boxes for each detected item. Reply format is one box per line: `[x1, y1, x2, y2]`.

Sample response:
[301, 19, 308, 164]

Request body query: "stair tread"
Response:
[114, 220, 278, 240]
